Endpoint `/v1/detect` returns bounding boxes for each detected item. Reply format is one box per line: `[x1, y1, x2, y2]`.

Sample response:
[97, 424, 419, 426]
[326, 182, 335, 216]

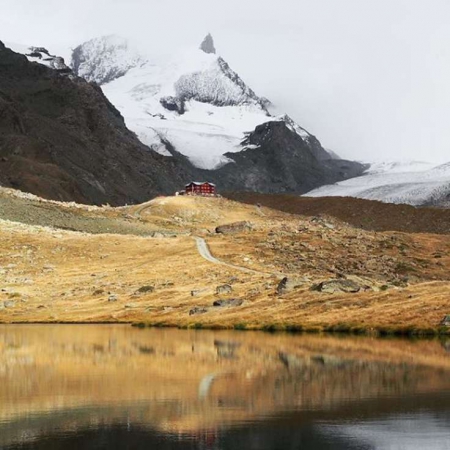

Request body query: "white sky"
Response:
[2, 0, 450, 163]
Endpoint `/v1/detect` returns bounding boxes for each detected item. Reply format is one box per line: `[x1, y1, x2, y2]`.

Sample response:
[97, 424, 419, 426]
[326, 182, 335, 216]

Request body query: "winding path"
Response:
[194, 236, 268, 275]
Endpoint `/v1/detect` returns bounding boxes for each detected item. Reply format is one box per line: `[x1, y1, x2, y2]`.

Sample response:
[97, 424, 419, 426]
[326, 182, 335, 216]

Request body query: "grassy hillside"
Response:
[0, 189, 449, 334]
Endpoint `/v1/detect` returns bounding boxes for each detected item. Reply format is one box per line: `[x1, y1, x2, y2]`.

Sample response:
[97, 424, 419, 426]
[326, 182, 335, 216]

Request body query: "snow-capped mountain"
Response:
[2, 36, 366, 202]
[305, 160, 450, 207]
[69, 35, 333, 170]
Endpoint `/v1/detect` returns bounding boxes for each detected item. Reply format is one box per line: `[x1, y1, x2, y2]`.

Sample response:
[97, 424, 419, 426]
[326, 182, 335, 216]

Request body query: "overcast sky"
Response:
[2, 0, 450, 163]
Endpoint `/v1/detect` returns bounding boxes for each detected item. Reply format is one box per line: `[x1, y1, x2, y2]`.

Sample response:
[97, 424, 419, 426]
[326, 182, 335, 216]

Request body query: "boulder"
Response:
[216, 284, 233, 295]
[189, 306, 208, 316]
[215, 221, 252, 235]
[136, 285, 155, 294]
[276, 277, 304, 295]
[212, 299, 243, 307]
[441, 315, 450, 327]
[3, 300, 16, 308]
[108, 294, 118, 302]
[311, 279, 361, 294]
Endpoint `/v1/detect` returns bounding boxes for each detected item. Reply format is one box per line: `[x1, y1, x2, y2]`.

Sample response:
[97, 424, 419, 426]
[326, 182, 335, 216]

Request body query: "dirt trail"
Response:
[194, 237, 271, 276]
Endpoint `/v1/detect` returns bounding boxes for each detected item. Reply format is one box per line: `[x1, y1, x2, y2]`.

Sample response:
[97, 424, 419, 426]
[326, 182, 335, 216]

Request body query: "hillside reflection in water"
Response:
[0, 325, 449, 449]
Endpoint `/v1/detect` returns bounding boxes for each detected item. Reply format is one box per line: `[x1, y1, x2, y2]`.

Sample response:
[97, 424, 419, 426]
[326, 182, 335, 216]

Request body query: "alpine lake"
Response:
[1, 324, 449, 449]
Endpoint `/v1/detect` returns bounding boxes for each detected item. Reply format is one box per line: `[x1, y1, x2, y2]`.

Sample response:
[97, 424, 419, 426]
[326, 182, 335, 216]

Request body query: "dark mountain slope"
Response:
[0, 41, 194, 205]
[208, 121, 367, 194]
[225, 192, 450, 234]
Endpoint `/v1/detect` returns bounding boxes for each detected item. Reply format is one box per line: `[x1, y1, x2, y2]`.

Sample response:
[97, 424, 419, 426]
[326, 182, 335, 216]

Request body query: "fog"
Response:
[2, 0, 450, 163]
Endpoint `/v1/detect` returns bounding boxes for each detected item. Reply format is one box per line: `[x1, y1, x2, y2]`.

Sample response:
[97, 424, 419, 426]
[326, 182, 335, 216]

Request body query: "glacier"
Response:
[305, 160, 450, 207]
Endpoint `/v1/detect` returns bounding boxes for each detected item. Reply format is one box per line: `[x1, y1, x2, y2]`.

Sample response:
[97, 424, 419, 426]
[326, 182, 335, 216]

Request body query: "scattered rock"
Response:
[108, 294, 118, 302]
[216, 284, 233, 295]
[136, 285, 155, 294]
[191, 289, 210, 297]
[212, 299, 243, 308]
[215, 221, 252, 235]
[276, 277, 304, 295]
[150, 232, 165, 238]
[311, 279, 361, 294]
[189, 306, 209, 316]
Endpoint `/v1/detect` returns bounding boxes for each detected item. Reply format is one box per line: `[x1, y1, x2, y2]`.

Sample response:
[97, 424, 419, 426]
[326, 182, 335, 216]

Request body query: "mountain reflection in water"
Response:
[0, 325, 449, 449]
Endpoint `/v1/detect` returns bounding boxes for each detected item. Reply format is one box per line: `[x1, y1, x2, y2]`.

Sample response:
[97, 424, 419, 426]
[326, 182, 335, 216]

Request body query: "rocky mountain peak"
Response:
[199, 33, 216, 54]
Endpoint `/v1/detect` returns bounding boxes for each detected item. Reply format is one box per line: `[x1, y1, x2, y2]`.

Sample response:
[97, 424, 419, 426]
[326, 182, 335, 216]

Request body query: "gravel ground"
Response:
[0, 196, 165, 236]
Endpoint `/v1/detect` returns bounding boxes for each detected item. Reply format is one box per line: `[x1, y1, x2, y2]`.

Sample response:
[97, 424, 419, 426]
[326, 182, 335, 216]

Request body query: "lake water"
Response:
[0, 325, 449, 449]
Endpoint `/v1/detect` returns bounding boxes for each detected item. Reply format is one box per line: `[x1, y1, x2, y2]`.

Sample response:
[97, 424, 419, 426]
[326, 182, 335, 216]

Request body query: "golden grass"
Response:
[0, 195, 449, 334]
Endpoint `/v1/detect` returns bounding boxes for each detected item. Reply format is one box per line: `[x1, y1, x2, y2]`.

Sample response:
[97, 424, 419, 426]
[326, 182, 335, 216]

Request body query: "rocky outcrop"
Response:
[159, 96, 185, 115]
[212, 299, 243, 307]
[215, 221, 252, 234]
[189, 306, 208, 315]
[276, 277, 305, 295]
[25, 47, 72, 73]
[216, 284, 233, 294]
[311, 279, 362, 294]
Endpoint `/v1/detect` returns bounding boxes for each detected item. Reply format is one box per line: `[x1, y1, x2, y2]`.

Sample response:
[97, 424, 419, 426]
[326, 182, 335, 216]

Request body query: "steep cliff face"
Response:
[0, 41, 194, 205]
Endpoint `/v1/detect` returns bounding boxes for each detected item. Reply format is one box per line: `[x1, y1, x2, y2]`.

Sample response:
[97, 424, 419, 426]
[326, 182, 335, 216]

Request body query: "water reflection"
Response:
[0, 325, 449, 449]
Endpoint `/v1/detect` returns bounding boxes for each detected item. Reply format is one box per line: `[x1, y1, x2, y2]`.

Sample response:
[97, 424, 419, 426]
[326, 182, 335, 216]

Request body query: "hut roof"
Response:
[185, 181, 216, 187]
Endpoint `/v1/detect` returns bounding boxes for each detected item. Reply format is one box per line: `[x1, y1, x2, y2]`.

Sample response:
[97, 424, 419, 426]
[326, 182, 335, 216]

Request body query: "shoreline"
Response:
[132, 321, 450, 337]
[3, 319, 448, 338]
